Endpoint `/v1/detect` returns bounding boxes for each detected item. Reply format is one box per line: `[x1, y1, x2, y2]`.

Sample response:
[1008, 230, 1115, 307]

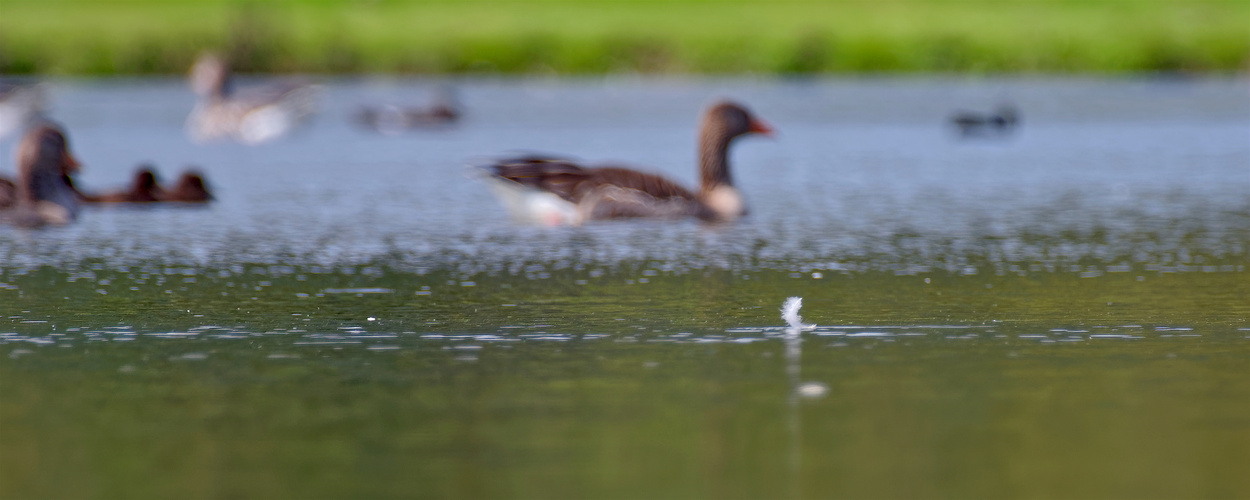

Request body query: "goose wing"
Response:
[486, 155, 709, 220]
[487, 155, 596, 202]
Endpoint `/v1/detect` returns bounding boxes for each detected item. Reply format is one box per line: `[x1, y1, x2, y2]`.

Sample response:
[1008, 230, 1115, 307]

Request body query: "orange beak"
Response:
[748, 118, 775, 137]
[63, 153, 82, 174]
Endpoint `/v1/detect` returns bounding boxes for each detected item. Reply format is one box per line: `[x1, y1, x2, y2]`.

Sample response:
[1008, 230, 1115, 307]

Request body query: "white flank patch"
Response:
[238, 106, 290, 145]
[481, 174, 582, 226]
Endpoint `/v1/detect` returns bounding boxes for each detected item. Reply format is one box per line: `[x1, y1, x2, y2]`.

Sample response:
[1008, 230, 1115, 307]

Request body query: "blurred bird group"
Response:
[0, 121, 214, 228]
[2, 51, 1018, 229]
[1, 52, 471, 228]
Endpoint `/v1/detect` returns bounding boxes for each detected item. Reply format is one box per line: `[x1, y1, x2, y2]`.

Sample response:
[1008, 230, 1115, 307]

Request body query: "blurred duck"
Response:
[949, 104, 1019, 138]
[160, 170, 213, 203]
[1, 123, 82, 227]
[0, 81, 47, 140]
[71, 166, 163, 203]
[185, 52, 318, 145]
[355, 87, 461, 134]
[481, 100, 772, 225]
[69, 165, 214, 204]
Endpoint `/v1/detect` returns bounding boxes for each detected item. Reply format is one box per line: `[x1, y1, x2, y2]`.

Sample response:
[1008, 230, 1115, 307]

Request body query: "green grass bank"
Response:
[2, 0, 1248, 75]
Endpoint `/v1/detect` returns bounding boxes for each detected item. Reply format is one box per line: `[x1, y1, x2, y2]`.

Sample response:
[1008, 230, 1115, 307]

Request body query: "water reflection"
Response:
[782, 296, 821, 499]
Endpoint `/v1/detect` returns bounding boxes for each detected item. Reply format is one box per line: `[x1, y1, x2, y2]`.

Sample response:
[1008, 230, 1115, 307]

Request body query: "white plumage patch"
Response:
[480, 174, 583, 226]
[781, 296, 816, 330]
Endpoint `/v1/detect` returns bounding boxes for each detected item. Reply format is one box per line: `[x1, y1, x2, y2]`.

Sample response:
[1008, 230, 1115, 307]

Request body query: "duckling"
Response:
[160, 170, 214, 203]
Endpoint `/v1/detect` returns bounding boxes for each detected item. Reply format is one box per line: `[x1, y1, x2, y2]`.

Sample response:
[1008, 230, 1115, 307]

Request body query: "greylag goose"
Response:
[482, 100, 772, 225]
[185, 52, 318, 145]
[950, 104, 1019, 138]
[1, 123, 82, 227]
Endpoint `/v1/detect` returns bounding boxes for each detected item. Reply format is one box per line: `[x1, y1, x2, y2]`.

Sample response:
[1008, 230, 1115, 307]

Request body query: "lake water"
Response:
[2, 76, 1249, 499]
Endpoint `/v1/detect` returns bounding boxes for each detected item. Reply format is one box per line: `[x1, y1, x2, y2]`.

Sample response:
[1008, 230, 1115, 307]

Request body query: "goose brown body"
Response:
[485, 100, 771, 224]
[2, 123, 82, 226]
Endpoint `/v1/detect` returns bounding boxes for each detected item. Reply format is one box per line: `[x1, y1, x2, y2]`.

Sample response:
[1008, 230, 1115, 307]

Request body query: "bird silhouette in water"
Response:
[355, 86, 461, 134]
[949, 104, 1019, 138]
[161, 170, 214, 203]
[66, 165, 214, 204]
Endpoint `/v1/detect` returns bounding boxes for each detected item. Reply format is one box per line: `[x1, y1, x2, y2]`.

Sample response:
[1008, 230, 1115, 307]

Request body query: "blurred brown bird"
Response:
[160, 170, 214, 203]
[1, 123, 82, 227]
[482, 100, 772, 225]
[72, 167, 163, 203]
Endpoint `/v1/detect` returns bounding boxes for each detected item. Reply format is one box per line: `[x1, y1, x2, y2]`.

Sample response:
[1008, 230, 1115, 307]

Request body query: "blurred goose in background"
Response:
[0, 81, 47, 140]
[481, 100, 772, 225]
[1, 123, 82, 227]
[355, 86, 461, 134]
[185, 52, 318, 145]
[949, 104, 1020, 138]
[160, 170, 214, 203]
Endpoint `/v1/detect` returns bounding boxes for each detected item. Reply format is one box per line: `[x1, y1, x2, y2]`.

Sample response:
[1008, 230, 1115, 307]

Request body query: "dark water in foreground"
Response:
[2, 77, 1249, 499]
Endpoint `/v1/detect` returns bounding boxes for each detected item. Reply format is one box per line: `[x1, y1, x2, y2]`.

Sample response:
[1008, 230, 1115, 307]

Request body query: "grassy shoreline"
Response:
[2, 0, 1248, 76]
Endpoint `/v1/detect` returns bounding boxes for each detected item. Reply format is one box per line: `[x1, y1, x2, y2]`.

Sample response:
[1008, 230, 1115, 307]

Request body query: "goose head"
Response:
[701, 100, 774, 143]
[189, 52, 232, 99]
[697, 100, 773, 218]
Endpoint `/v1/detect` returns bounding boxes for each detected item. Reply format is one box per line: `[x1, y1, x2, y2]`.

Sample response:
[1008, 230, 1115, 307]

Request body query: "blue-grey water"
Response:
[2, 77, 1248, 500]
[2, 77, 1246, 271]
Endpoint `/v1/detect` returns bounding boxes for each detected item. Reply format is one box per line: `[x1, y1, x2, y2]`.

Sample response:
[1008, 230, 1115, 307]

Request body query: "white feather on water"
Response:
[781, 297, 816, 331]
